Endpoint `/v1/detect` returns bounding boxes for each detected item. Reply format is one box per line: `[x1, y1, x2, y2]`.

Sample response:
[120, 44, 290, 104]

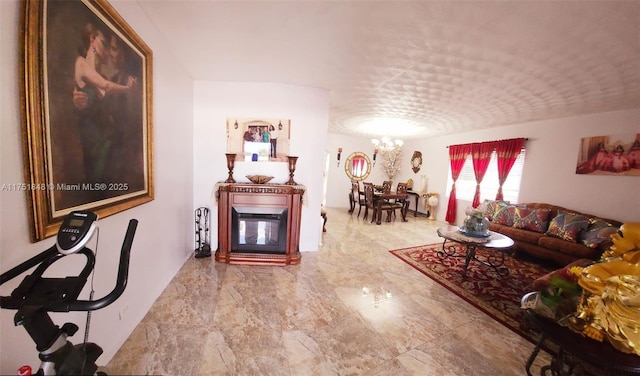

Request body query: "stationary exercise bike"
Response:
[0, 211, 138, 375]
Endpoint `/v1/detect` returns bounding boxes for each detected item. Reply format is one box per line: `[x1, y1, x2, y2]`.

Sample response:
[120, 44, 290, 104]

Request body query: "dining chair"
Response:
[382, 180, 392, 194]
[362, 182, 375, 222]
[350, 180, 366, 217]
[380, 182, 406, 221]
[392, 182, 409, 218]
[363, 182, 396, 223]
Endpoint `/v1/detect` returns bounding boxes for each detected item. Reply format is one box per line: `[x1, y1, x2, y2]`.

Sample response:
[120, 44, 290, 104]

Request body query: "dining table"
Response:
[373, 191, 409, 225]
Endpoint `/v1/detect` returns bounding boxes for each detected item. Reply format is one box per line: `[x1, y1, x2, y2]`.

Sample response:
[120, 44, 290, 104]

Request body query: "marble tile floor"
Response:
[105, 207, 552, 375]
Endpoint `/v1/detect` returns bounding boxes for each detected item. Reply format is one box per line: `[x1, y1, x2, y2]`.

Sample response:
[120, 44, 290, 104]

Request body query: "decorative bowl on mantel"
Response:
[246, 175, 274, 184]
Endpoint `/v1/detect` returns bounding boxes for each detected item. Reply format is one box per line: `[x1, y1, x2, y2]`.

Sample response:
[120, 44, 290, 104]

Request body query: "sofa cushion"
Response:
[580, 218, 618, 249]
[513, 207, 551, 233]
[546, 212, 590, 243]
[492, 223, 546, 244]
[493, 205, 517, 226]
[538, 236, 600, 259]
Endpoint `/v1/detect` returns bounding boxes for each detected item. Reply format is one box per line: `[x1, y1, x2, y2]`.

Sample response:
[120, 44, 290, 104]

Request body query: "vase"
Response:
[427, 194, 439, 220]
[286, 156, 298, 185]
[463, 214, 490, 236]
[224, 153, 236, 183]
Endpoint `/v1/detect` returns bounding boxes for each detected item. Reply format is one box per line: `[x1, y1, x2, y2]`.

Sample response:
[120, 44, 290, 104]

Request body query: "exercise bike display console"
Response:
[56, 211, 98, 255]
[1, 211, 138, 376]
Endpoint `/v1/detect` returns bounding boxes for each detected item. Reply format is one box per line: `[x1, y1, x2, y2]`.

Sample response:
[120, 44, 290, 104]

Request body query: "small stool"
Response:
[320, 208, 327, 232]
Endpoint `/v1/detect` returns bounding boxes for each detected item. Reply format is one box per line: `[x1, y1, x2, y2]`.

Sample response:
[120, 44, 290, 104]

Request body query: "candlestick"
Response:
[225, 153, 236, 183]
[286, 156, 299, 185]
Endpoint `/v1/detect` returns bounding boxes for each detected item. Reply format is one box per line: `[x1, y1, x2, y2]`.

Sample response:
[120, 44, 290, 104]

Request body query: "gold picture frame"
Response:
[20, 0, 154, 242]
[226, 118, 291, 162]
[575, 133, 640, 176]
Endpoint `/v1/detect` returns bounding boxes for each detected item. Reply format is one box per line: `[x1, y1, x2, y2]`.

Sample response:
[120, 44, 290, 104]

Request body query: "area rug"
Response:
[390, 243, 556, 344]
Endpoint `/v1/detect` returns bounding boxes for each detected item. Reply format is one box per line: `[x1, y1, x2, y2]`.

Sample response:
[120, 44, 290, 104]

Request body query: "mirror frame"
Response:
[344, 152, 372, 181]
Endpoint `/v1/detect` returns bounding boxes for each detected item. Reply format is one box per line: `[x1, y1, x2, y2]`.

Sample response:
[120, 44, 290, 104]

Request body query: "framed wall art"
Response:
[226, 118, 291, 162]
[20, 0, 153, 241]
[575, 133, 640, 176]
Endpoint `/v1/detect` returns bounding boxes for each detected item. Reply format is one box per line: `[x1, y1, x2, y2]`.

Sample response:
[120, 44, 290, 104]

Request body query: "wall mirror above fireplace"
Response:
[344, 152, 372, 181]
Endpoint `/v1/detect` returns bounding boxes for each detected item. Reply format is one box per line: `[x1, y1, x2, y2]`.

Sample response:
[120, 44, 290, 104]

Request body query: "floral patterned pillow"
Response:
[513, 207, 551, 233]
[581, 219, 618, 248]
[546, 212, 590, 242]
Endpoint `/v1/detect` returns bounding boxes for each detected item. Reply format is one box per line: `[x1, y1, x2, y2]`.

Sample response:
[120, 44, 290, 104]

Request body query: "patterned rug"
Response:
[390, 242, 556, 344]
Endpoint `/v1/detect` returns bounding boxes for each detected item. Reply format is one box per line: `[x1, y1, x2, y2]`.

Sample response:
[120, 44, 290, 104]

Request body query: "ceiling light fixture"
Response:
[372, 137, 403, 180]
[371, 137, 403, 150]
[356, 118, 423, 138]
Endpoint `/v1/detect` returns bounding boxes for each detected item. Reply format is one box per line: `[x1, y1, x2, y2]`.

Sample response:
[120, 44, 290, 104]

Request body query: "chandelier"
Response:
[371, 137, 403, 150]
[371, 137, 403, 179]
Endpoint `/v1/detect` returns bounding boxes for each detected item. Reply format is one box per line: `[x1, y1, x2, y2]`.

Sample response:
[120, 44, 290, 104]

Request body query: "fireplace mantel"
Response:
[215, 183, 305, 265]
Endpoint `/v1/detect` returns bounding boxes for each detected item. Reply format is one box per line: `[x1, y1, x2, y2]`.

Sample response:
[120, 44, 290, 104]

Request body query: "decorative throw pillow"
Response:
[513, 207, 551, 233]
[546, 212, 590, 242]
[485, 200, 510, 221]
[481, 199, 494, 219]
[581, 219, 618, 248]
[493, 205, 517, 226]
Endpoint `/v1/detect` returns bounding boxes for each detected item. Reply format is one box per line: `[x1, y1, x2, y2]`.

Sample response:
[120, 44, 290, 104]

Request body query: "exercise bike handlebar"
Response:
[0, 219, 138, 312]
[67, 218, 138, 311]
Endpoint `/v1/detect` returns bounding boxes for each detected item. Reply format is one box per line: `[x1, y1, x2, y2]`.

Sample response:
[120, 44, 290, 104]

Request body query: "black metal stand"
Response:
[436, 239, 509, 277]
[194, 207, 211, 258]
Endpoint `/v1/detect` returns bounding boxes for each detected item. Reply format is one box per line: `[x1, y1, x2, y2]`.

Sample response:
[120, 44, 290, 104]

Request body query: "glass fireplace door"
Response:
[232, 207, 288, 253]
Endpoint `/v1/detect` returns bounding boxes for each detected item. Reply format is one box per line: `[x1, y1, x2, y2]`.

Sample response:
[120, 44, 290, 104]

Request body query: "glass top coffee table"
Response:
[436, 225, 515, 277]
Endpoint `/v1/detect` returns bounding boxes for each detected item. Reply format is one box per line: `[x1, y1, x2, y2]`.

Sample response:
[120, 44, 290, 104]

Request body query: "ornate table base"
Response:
[437, 238, 510, 277]
[436, 226, 514, 278]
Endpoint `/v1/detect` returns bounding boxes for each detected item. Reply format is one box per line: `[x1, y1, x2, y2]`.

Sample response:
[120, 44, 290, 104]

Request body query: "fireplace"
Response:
[215, 183, 304, 265]
[231, 207, 288, 253]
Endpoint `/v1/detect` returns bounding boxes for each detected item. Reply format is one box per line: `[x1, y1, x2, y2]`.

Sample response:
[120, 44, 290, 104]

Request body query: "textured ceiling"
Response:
[138, 1, 640, 139]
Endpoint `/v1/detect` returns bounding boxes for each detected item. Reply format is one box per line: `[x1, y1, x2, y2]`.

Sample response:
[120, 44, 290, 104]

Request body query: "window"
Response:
[446, 149, 526, 203]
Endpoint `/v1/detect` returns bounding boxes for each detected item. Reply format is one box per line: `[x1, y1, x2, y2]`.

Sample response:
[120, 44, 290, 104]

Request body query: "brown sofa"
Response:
[486, 202, 622, 266]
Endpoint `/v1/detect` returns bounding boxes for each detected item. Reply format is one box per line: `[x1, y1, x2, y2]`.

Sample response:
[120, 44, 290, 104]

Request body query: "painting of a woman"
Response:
[20, 0, 152, 241]
[575, 134, 640, 176]
[37, 0, 150, 213]
[73, 23, 136, 188]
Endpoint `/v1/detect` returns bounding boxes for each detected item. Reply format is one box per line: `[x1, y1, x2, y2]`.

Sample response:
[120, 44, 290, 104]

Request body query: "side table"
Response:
[523, 309, 640, 375]
[406, 191, 420, 217]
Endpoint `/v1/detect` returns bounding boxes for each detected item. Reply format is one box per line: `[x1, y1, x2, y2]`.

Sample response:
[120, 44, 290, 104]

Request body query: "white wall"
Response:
[326, 109, 640, 224]
[1, 0, 194, 372]
[324, 133, 393, 208]
[193, 82, 330, 252]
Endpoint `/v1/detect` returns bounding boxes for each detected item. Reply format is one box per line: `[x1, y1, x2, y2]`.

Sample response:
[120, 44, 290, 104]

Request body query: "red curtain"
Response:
[445, 144, 472, 223]
[471, 141, 496, 208]
[495, 138, 525, 201]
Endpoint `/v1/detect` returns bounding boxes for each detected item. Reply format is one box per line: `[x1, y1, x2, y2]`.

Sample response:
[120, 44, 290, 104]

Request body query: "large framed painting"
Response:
[576, 133, 640, 176]
[226, 118, 291, 162]
[20, 0, 153, 242]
